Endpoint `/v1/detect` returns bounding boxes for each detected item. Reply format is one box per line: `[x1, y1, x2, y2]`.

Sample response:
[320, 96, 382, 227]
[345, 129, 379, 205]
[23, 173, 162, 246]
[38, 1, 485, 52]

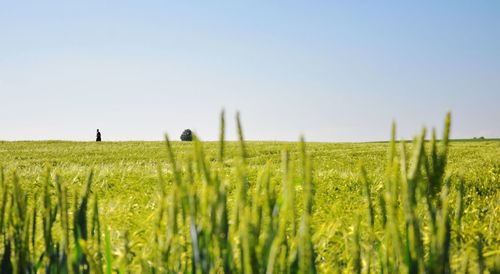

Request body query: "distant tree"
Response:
[479, 136, 485, 140]
[180, 129, 193, 141]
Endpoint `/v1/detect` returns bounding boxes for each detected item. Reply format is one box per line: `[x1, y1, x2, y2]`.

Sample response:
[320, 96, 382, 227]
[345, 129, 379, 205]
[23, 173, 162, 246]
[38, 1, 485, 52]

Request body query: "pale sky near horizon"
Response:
[1, 1, 499, 142]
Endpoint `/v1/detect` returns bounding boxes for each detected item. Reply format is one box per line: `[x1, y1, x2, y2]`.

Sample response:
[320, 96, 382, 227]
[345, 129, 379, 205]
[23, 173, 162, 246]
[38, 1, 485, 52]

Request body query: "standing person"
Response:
[96, 129, 102, 142]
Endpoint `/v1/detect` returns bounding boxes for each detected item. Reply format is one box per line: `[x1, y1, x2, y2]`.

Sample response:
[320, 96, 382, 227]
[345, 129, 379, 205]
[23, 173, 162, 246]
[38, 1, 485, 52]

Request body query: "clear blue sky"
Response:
[1, 1, 499, 141]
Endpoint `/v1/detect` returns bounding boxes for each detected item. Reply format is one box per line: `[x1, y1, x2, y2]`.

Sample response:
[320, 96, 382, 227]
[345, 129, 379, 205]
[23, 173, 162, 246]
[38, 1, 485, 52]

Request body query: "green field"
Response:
[0, 118, 499, 273]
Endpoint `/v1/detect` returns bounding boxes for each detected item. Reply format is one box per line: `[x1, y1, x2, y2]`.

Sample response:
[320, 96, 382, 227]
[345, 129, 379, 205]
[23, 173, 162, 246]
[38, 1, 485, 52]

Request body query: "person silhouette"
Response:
[96, 129, 102, 142]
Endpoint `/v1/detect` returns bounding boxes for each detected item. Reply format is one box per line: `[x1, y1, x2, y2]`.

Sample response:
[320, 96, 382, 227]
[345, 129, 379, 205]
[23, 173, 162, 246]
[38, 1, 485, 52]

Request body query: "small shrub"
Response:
[180, 129, 193, 141]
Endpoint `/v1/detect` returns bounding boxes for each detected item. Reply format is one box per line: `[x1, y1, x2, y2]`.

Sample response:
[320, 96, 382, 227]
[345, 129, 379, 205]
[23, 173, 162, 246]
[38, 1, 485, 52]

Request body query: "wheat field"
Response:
[0, 114, 499, 273]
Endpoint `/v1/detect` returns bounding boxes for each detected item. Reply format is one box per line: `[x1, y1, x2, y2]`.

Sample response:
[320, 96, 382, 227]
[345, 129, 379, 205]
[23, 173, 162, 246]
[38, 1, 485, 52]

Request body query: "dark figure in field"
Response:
[180, 129, 192, 141]
[96, 129, 101, 142]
